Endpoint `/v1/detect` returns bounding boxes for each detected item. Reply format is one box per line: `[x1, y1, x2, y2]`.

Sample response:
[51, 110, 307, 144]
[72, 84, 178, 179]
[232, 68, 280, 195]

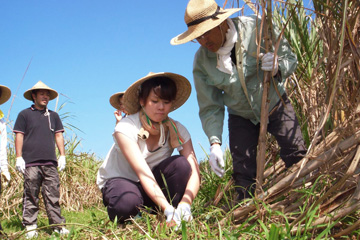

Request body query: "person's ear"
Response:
[31, 92, 36, 101]
[139, 98, 145, 107]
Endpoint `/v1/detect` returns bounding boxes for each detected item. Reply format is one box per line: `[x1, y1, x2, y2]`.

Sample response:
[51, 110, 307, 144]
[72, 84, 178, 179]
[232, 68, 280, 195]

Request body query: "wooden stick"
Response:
[256, 0, 273, 197]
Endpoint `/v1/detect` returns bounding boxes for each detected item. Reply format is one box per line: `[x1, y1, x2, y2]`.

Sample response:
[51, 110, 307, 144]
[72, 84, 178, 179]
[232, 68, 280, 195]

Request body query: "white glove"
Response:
[1, 166, 11, 182]
[209, 144, 225, 177]
[260, 52, 279, 76]
[164, 205, 181, 231]
[16, 157, 26, 174]
[58, 156, 66, 171]
[177, 202, 193, 222]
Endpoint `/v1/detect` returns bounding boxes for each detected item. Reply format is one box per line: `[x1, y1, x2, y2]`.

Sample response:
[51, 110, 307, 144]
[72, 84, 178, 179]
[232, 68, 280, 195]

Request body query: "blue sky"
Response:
[0, 0, 253, 161]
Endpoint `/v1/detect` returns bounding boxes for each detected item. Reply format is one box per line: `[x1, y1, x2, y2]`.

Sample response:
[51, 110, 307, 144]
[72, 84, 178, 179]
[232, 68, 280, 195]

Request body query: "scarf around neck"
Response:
[216, 19, 237, 74]
[138, 109, 185, 149]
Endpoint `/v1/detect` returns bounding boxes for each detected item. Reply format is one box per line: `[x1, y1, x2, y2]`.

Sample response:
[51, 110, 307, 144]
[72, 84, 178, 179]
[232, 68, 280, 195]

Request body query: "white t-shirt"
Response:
[0, 119, 8, 173]
[96, 112, 191, 189]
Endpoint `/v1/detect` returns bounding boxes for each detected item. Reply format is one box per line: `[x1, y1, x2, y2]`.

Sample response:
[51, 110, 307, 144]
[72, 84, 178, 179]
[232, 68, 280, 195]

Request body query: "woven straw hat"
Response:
[109, 91, 125, 110]
[171, 0, 240, 45]
[123, 72, 191, 115]
[0, 85, 11, 105]
[23, 81, 58, 101]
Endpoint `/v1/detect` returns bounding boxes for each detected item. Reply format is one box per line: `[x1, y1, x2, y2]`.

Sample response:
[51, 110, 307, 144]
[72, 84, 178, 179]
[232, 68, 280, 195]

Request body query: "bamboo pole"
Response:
[256, 0, 273, 197]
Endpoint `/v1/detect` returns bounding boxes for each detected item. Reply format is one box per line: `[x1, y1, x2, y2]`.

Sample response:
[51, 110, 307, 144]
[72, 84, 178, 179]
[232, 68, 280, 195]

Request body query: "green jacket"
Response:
[193, 15, 297, 145]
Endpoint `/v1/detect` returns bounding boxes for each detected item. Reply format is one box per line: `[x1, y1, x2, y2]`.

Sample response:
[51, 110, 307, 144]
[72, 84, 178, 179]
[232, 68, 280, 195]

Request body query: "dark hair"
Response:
[31, 90, 38, 102]
[139, 77, 177, 102]
[0, 88, 2, 98]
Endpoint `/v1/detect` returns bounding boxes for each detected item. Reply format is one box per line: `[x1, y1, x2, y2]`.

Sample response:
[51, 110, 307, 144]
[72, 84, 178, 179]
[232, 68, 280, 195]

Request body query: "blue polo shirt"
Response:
[13, 105, 64, 165]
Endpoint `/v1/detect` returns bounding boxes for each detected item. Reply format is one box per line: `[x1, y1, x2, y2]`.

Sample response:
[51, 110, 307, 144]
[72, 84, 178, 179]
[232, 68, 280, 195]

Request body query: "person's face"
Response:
[140, 90, 173, 123]
[196, 21, 228, 53]
[32, 89, 50, 109]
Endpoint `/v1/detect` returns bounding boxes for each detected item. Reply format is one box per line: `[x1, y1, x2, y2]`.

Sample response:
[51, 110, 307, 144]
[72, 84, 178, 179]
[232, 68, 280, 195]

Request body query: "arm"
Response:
[55, 132, 65, 156]
[265, 18, 297, 79]
[15, 132, 24, 158]
[114, 132, 171, 211]
[193, 52, 225, 145]
[178, 139, 200, 205]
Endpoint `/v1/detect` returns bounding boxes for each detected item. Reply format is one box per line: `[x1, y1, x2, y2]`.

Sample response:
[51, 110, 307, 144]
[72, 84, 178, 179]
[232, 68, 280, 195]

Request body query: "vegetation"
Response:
[1, 0, 359, 239]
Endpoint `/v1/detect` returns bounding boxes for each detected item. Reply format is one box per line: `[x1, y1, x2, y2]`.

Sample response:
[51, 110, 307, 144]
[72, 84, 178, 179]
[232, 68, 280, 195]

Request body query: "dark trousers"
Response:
[229, 94, 307, 199]
[101, 155, 192, 222]
[22, 165, 65, 226]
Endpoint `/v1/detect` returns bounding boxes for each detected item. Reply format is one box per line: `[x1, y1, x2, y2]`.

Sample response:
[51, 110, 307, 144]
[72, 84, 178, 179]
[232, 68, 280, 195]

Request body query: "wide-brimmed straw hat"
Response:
[109, 91, 125, 110]
[23, 81, 58, 101]
[0, 85, 11, 105]
[123, 72, 191, 115]
[171, 0, 240, 45]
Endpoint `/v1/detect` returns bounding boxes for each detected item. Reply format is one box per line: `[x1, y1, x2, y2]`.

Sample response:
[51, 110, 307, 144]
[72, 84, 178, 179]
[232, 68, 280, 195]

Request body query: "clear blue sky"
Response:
[0, 0, 253, 161]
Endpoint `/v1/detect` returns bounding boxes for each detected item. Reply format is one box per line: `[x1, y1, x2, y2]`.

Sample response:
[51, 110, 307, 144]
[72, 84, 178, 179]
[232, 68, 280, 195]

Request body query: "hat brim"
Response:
[0, 85, 11, 105]
[24, 89, 58, 101]
[109, 92, 125, 110]
[171, 8, 241, 45]
[123, 72, 191, 115]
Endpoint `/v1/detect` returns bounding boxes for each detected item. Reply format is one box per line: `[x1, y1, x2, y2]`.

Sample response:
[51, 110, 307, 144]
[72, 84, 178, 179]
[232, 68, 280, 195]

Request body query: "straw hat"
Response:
[23, 81, 58, 101]
[0, 85, 11, 105]
[171, 0, 240, 45]
[109, 91, 125, 110]
[123, 72, 191, 115]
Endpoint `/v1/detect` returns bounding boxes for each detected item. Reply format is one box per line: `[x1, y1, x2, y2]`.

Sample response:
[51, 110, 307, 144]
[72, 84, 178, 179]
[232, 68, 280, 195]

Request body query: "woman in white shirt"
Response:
[97, 72, 200, 229]
[0, 85, 11, 235]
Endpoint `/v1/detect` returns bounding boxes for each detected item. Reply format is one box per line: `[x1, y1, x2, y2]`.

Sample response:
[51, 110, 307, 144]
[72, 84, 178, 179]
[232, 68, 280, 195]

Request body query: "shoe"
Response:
[54, 227, 69, 235]
[25, 224, 38, 239]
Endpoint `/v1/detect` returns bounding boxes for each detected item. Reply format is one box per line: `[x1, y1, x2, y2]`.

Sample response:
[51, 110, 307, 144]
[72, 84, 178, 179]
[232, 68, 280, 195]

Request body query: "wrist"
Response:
[178, 202, 191, 207]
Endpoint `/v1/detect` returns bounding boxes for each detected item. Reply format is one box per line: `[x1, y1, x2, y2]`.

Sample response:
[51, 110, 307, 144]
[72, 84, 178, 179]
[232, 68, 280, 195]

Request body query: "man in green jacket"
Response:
[171, 0, 306, 200]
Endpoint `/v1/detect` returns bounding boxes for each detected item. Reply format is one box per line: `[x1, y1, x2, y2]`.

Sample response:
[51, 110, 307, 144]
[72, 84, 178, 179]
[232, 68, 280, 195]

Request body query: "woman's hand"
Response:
[114, 110, 123, 123]
[177, 202, 193, 221]
[164, 205, 181, 230]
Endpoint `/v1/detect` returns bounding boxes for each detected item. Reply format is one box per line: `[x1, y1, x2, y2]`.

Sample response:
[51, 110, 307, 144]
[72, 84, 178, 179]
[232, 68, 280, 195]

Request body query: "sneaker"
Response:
[25, 224, 38, 239]
[54, 227, 69, 235]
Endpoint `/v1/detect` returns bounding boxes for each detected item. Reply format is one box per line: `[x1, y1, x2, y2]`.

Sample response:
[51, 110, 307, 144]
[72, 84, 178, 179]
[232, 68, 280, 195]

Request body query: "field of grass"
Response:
[1, 143, 360, 239]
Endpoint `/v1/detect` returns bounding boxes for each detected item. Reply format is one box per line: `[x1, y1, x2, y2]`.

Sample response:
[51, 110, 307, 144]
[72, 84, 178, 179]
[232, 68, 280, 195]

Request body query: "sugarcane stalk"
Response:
[256, 0, 273, 197]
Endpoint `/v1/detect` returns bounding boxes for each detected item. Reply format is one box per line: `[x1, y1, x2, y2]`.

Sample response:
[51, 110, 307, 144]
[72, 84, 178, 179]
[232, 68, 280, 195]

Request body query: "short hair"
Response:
[139, 77, 177, 102]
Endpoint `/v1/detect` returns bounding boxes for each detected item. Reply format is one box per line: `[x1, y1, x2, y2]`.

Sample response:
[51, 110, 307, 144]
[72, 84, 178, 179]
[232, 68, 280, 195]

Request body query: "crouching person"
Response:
[97, 72, 200, 230]
[13, 81, 69, 238]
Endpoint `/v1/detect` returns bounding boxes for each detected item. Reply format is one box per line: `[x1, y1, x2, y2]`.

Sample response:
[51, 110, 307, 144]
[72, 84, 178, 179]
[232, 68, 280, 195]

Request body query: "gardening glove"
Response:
[1, 166, 11, 182]
[164, 205, 181, 231]
[58, 156, 66, 171]
[209, 144, 225, 177]
[260, 52, 279, 76]
[15, 157, 25, 174]
[176, 202, 193, 222]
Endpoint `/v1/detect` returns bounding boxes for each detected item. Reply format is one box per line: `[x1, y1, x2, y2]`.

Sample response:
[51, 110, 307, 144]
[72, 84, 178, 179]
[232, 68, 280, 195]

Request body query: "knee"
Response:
[107, 192, 142, 222]
[175, 156, 191, 176]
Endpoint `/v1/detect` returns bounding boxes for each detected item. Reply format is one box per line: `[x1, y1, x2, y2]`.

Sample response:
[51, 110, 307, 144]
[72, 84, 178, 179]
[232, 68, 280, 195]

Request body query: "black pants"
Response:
[229, 94, 307, 199]
[101, 155, 192, 222]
